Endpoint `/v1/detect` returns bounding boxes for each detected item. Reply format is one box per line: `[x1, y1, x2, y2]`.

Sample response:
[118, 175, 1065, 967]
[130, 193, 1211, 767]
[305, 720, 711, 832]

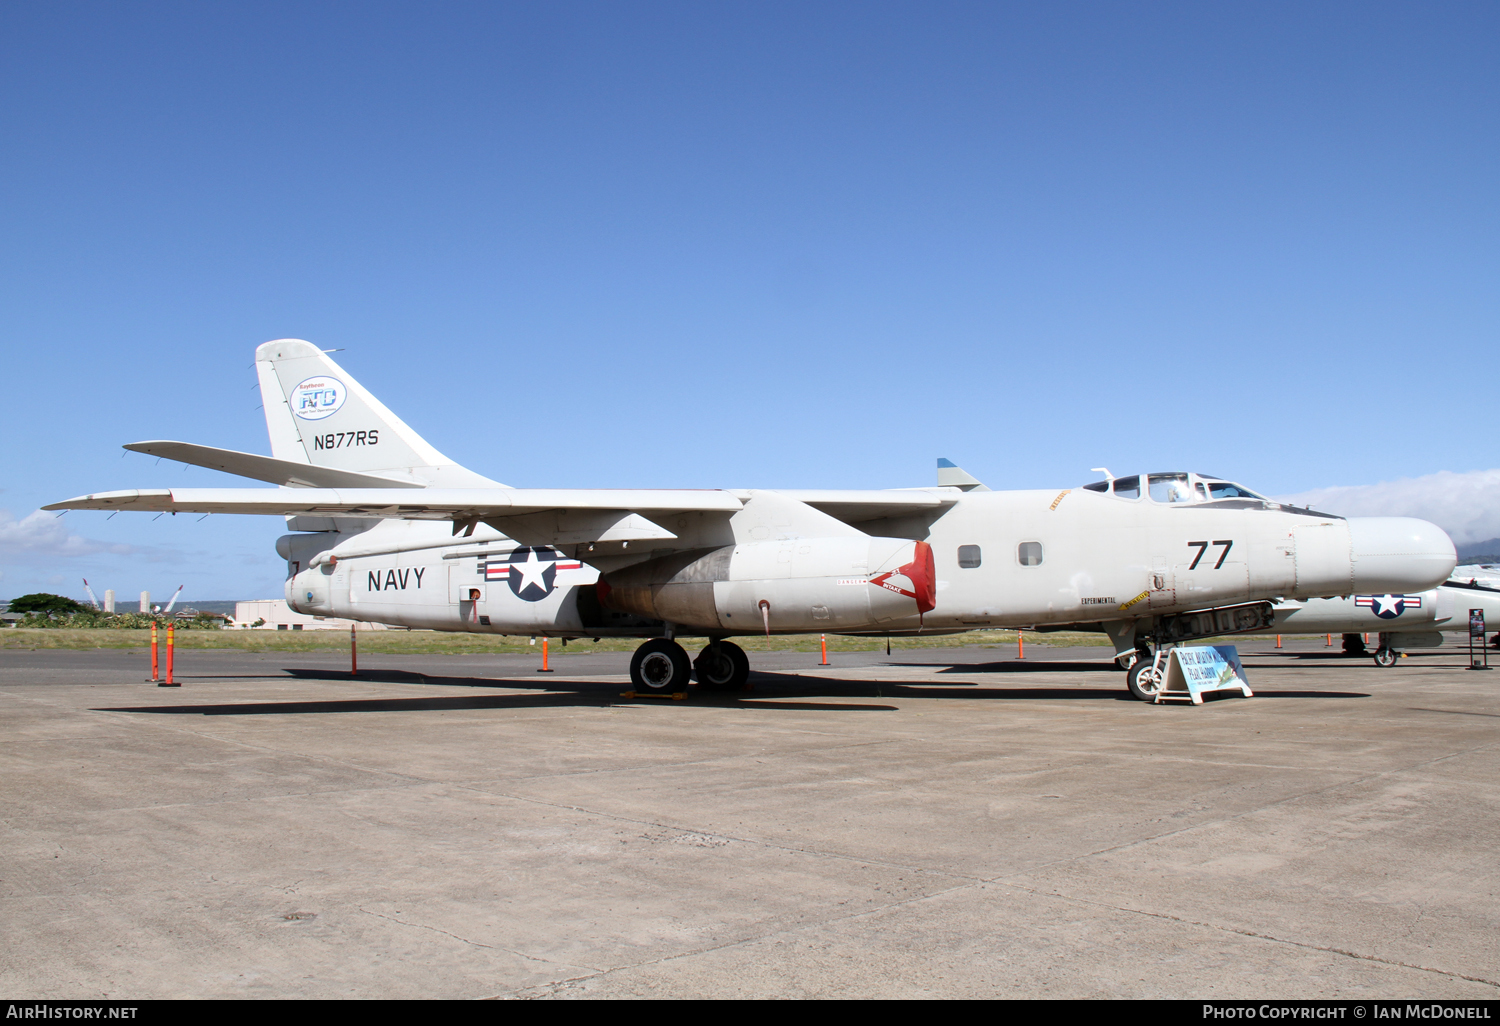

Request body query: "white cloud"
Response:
[1274, 469, 1500, 547]
[0, 509, 139, 557]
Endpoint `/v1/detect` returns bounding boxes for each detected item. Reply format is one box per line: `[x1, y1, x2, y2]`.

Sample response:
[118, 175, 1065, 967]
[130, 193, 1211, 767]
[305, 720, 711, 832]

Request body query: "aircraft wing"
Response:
[42, 486, 959, 531]
[43, 487, 747, 520]
[123, 441, 424, 489]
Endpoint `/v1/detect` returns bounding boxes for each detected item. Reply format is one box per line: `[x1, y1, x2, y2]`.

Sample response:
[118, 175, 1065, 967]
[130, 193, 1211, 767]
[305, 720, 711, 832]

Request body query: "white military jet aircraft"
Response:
[45, 340, 1458, 701]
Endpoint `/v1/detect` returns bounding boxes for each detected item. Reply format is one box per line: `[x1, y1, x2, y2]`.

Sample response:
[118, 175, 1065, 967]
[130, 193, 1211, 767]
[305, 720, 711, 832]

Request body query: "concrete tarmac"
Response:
[2, 639, 1497, 999]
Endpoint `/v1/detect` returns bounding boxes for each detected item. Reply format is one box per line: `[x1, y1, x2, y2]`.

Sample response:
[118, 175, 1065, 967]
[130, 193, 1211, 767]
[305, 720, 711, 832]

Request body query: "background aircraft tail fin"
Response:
[936, 458, 990, 492]
[256, 340, 501, 487]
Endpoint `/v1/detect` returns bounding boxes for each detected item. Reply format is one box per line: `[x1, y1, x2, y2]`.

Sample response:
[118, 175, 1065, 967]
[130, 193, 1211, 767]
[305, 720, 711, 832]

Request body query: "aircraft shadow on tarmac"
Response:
[915, 660, 1118, 674]
[90, 667, 1367, 717]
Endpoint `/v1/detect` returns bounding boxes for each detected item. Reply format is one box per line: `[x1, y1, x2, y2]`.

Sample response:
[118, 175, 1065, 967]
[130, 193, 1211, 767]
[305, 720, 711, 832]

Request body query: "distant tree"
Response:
[7, 593, 88, 616]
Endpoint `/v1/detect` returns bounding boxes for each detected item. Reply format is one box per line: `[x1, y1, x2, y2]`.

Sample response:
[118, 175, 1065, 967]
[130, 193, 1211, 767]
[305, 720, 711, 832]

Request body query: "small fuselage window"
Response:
[957, 545, 982, 569]
[1018, 541, 1043, 567]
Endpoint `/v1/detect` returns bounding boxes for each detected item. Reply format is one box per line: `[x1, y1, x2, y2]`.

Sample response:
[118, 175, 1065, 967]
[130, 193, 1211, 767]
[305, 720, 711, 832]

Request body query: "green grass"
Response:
[0, 627, 1111, 654]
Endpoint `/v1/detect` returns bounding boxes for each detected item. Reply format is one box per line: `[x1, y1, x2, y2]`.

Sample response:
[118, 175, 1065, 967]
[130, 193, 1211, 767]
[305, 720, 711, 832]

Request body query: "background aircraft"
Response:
[1242, 572, 1500, 666]
[46, 341, 1458, 701]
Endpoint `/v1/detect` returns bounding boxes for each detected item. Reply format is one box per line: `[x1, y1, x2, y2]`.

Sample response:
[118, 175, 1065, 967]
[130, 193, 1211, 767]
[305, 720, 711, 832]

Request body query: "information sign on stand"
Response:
[1155, 645, 1253, 705]
[1470, 609, 1490, 671]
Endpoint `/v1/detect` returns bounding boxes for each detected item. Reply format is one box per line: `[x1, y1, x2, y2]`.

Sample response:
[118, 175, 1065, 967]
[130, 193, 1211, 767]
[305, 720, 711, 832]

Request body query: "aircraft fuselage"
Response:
[283, 486, 1453, 640]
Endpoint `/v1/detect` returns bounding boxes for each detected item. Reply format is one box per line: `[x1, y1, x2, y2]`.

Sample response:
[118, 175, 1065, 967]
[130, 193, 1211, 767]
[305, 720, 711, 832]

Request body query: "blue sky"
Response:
[3, 1, 1497, 602]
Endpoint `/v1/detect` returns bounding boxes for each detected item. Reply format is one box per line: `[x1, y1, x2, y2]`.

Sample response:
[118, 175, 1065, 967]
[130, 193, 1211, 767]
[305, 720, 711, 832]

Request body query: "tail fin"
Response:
[936, 458, 989, 492]
[256, 340, 501, 487]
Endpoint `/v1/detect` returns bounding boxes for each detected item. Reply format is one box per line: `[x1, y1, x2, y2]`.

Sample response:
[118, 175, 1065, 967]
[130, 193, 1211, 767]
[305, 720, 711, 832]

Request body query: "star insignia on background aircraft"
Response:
[1354, 594, 1424, 619]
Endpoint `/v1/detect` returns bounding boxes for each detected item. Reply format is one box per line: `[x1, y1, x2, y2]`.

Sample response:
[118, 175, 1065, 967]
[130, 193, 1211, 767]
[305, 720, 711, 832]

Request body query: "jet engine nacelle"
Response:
[599, 537, 937, 632]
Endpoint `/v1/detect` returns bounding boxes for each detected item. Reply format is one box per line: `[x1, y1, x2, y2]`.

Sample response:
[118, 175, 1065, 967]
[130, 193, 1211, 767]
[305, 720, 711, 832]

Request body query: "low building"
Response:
[232, 600, 391, 631]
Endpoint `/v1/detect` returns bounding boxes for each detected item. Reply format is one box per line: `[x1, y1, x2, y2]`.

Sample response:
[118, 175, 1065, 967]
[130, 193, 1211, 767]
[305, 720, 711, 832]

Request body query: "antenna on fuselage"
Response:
[1091, 467, 1114, 482]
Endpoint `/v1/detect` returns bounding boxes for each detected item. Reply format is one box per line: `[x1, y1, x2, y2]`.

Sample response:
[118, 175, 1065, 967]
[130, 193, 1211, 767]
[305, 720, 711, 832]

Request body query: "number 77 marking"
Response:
[1186, 540, 1234, 569]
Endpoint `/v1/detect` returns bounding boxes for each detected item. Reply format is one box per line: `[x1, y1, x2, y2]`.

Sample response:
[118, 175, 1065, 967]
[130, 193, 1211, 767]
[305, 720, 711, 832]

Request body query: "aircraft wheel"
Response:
[1341, 633, 1367, 656]
[630, 639, 692, 692]
[694, 641, 750, 691]
[1372, 647, 1398, 668]
[1126, 657, 1163, 702]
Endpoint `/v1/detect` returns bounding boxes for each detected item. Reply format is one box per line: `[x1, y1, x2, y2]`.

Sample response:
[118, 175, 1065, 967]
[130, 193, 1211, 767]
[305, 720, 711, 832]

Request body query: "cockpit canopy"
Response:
[1081, 472, 1268, 505]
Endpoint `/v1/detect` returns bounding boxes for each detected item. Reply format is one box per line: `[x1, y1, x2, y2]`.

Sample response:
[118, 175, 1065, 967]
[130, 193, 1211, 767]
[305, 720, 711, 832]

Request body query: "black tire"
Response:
[630, 639, 692, 692]
[694, 641, 749, 690]
[1372, 647, 1398, 668]
[1341, 633, 1367, 656]
[1126, 657, 1163, 702]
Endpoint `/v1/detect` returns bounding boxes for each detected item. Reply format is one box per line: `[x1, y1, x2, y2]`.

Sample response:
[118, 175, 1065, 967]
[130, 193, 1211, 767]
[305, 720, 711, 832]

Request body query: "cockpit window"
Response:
[1148, 473, 1192, 503]
[1082, 481, 1108, 492]
[1205, 481, 1265, 500]
[1112, 475, 1140, 499]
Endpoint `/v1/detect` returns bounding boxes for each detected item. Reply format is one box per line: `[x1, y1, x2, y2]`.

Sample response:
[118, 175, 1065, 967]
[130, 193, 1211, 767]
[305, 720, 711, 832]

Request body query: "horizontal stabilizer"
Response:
[124, 441, 425, 489]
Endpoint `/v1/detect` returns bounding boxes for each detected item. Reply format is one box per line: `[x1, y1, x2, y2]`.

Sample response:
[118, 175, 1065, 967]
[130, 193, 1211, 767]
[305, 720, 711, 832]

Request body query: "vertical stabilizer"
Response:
[256, 340, 501, 487]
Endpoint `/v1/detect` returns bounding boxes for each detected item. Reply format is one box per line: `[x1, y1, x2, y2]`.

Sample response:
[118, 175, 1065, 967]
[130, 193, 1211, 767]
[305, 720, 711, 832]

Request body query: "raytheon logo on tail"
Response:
[292, 376, 347, 421]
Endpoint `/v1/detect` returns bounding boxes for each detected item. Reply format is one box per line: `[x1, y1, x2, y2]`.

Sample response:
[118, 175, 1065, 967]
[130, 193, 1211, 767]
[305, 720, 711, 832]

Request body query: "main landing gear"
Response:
[693, 640, 750, 691]
[629, 639, 692, 692]
[627, 638, 751, 693]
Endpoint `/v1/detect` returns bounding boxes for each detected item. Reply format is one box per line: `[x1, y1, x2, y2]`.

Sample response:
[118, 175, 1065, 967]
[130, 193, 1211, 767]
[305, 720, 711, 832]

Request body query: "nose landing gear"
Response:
[1370, 631, 1400, 667]
[1126, 648, 1163, 701]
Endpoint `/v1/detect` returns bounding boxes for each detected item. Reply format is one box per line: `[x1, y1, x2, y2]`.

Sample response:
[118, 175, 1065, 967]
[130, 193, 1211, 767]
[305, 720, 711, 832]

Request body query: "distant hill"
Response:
[1458, 538, 1500, 565]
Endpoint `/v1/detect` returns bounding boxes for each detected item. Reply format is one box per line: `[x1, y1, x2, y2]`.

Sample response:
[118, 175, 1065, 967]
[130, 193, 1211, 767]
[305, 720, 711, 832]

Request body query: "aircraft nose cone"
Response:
[1348, 517, 1456, 593]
